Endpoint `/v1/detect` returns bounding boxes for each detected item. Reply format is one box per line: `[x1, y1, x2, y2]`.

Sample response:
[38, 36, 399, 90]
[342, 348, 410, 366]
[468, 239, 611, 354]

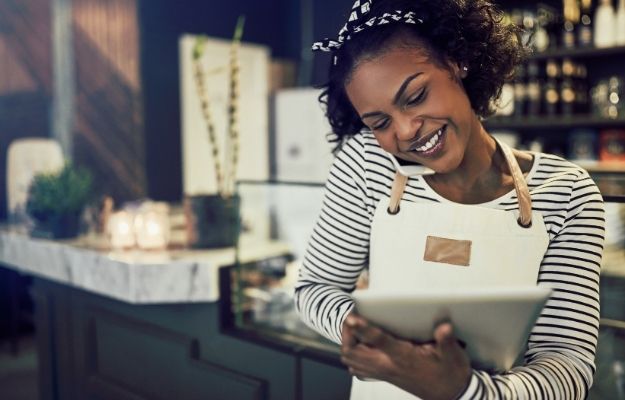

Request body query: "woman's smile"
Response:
[403, 124, 447, 158]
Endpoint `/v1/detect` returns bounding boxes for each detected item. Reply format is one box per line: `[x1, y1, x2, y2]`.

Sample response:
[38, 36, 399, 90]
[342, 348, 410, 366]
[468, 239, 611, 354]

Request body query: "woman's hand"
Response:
[341, 313, 472, 400]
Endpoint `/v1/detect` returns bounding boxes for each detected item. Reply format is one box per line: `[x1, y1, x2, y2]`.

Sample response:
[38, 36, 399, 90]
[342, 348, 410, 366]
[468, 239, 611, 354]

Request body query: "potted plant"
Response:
[185, 16, 245, 249]
[26, 163, 93, 239]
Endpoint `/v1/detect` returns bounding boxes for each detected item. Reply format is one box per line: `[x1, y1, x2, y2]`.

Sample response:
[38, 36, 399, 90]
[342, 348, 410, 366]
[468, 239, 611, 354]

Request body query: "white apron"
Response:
[350, 141, 549, 400]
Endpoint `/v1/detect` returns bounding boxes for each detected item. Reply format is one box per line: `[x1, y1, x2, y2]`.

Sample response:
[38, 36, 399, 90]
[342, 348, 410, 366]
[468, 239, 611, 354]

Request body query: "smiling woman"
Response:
[295, 0, 606, 399]
[344, 44, 475, 177]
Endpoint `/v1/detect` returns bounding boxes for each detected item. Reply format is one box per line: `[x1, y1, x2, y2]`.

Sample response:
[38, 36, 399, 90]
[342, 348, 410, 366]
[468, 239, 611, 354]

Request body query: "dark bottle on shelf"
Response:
[513, 64, 527, 117]
[527, 61, 542, 117]
[562, 0, 580, 49]
[561, 58, 577, 116]
[574, 63, 589, 114]
[578, 0, 593, 47]
[547, 10, 564, 49]
[544, 59, 561, 116]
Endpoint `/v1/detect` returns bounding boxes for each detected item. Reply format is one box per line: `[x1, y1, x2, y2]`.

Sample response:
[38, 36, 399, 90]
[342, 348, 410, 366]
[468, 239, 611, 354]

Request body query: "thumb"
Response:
[434, 322, 459, 352]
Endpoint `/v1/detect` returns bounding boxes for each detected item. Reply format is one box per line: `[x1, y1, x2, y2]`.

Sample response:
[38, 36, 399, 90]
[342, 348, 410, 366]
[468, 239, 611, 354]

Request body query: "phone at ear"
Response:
[387, 153, 435, 176]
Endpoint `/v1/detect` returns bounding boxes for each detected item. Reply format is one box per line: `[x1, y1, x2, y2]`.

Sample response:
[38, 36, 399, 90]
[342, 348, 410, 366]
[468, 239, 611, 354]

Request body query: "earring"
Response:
[460, 65, 469, 79]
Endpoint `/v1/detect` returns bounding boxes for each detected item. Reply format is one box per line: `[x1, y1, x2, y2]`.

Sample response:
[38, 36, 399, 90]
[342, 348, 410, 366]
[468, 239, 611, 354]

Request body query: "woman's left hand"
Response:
[341, 315, 472, 400]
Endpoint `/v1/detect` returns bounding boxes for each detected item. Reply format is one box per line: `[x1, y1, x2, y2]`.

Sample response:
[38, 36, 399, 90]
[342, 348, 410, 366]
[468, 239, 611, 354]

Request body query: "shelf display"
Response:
[488, 1, 625, 199]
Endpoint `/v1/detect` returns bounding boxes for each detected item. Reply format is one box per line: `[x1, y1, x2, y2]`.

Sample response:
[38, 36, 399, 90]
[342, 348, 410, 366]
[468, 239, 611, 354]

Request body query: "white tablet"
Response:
[353, 286, 552, 371]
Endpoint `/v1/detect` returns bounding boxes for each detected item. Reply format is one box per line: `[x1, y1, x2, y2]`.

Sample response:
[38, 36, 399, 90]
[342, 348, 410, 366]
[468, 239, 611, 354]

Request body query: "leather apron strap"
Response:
[387, 139, 533, 227]
[388, 173, 408, 215]
[498, 141, 533, 227]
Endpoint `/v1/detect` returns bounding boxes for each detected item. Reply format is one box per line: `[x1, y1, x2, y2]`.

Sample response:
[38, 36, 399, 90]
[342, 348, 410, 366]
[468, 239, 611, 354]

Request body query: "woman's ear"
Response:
[460, 65, 468, 79]
[449, 61, 469, 80]
[456, 63, 469, 79]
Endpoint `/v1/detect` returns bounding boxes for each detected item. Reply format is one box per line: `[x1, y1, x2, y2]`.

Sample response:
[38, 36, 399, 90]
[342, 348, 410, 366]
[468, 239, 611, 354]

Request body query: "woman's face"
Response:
[344, 43, 476, 174]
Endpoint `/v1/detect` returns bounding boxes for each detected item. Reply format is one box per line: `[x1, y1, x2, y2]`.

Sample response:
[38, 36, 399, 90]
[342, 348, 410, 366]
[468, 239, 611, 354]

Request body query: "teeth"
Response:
[415, 128, 444, 152]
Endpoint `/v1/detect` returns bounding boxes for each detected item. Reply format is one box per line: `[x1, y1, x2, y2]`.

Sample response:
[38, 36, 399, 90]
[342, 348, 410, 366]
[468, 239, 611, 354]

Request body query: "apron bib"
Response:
[350, 140, 549, 399]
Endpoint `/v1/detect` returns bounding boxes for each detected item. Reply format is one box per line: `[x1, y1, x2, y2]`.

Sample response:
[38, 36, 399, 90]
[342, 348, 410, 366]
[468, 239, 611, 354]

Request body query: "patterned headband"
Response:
[312, 0, 424, 54]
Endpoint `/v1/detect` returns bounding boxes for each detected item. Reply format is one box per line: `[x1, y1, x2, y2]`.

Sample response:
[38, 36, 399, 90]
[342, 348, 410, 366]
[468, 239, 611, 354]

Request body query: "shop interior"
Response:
[0, 0, 624, 399]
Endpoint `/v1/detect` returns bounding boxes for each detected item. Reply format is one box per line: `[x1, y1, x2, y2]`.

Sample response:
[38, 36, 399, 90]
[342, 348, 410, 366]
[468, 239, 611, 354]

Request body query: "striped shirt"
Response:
[294, 132, 605, 399]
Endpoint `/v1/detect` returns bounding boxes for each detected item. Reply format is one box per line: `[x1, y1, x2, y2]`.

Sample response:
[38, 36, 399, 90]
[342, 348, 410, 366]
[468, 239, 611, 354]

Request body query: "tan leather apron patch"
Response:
[423, 236, 472, 267]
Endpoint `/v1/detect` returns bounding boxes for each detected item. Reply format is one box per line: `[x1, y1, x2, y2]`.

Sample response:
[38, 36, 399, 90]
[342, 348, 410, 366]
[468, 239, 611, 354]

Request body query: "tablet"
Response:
[353, 286, 552, 371]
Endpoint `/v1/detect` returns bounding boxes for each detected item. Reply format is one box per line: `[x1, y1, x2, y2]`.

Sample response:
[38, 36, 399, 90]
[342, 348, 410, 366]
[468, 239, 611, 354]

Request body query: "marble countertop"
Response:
[0, 228, 291, 304]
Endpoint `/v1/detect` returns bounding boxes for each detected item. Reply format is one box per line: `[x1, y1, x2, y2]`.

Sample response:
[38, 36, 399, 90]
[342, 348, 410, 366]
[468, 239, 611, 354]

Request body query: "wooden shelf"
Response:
[485, 116, 625, 131]
[529, 45, 625, 61]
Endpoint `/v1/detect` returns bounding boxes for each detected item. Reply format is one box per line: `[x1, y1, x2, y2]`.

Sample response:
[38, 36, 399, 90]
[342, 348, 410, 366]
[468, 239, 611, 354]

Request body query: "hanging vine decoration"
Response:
[191, 16, 246, 198]
[226, 16, 245, 197]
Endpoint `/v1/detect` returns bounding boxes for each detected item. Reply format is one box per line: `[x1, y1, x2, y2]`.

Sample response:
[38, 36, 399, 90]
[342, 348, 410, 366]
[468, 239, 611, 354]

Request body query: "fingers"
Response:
[345, 315, 393, 349]
[341, 343, 382, 380]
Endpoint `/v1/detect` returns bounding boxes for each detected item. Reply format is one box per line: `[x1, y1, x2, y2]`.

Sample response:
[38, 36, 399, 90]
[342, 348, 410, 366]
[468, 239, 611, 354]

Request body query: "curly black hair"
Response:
[319, 0, 530, 149]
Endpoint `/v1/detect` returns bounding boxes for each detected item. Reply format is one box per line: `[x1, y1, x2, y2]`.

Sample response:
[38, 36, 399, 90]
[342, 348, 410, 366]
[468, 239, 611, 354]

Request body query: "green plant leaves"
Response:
[26, 163, 93, 219]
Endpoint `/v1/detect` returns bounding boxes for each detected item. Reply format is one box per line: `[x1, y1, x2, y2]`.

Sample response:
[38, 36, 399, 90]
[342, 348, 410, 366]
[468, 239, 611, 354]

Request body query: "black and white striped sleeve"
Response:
[294, 136, 372, 344]
[457, 170, 606, 399]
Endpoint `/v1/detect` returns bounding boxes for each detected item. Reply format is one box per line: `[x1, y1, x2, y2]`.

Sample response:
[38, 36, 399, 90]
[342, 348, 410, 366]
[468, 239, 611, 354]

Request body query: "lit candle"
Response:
[107, 211, 136, 249]
[134, 202, 170, 250]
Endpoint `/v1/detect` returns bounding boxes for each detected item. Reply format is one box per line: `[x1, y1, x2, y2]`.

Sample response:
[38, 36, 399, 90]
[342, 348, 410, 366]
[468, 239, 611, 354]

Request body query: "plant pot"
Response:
[31, 211, 82, 239]
[184, 194, 240, 249]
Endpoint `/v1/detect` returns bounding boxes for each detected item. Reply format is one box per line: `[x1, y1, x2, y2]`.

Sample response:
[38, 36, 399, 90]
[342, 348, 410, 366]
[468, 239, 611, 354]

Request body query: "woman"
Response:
[294, 0, 605, 399]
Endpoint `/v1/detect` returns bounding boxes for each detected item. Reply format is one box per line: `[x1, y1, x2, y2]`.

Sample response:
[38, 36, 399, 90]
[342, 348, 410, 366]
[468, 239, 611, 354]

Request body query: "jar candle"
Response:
[107, 211, 136, 249]
[134, 202, 170, 250]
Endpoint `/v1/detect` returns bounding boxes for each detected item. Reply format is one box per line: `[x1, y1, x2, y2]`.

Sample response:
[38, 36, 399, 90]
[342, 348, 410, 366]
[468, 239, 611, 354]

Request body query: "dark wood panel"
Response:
[0, 0, 53, 93]
[72, 0, 146, 204]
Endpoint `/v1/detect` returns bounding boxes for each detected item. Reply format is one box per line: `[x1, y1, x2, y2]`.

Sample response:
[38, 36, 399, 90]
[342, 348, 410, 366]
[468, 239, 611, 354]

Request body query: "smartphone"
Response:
[387, 152, 435, 176]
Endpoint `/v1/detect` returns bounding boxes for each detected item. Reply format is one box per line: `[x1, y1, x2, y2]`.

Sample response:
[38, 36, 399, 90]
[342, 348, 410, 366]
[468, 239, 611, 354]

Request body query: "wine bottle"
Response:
[544, 59, 560, 116]
[513, 64, 527, 118]
[561, 58, 576, 116]
[574, 63, 589, 114]
[527, 61, 542, 117]
[616, 0, 625, 44]
[594, 0, 616, 48]
[578, 0, 593, 47]
[562, 0, 580, 49]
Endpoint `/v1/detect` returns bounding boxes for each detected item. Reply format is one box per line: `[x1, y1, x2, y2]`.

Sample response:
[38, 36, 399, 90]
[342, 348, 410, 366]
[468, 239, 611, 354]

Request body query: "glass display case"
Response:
[231, 181, 336, 352]
[231, 180, 625, 399]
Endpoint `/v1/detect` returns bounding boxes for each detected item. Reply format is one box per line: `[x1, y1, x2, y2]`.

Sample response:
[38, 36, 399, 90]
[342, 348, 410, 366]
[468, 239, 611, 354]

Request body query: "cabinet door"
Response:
[66, 286, 295, 400]
[301, 358, 351, 400]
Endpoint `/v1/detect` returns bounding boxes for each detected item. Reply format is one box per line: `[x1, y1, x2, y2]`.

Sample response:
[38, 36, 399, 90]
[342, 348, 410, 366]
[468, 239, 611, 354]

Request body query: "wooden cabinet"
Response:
[31, 276, 350, 400]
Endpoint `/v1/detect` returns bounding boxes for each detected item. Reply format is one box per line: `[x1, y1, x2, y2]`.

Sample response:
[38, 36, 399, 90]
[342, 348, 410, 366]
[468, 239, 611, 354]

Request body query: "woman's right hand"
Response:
[340, 313, 471, 400]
